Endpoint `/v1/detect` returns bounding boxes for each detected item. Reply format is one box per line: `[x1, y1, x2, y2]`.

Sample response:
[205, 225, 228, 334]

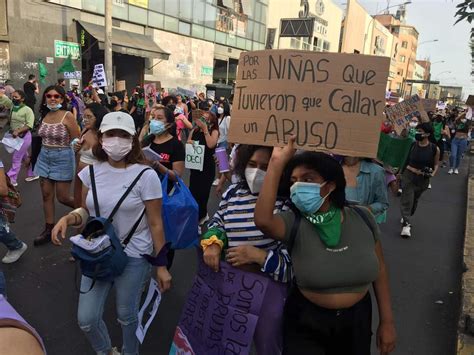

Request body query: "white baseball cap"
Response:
[99, 112, 136, 136]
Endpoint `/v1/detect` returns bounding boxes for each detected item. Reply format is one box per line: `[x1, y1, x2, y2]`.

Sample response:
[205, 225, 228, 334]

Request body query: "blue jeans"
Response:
[449, 137, 468, 169]
[0, 223, 22, 251]
[77, 256, 151, 355]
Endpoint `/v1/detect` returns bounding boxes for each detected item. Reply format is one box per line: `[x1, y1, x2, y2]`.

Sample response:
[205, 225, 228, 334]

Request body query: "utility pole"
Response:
[105, 0, 113, 91]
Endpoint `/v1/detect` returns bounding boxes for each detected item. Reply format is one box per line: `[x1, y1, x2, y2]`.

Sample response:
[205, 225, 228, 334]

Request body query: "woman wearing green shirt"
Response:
[1, 90, 36, 185]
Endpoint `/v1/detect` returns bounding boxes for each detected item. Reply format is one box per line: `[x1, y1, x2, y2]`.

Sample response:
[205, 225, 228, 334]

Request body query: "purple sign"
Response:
[170, 256, 270, 355]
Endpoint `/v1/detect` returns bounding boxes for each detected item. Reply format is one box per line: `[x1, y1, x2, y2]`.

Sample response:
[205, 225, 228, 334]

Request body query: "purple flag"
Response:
[170, 255, 271, 355]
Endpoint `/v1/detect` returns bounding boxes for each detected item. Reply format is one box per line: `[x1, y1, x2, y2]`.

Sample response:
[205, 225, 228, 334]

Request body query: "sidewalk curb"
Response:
[458, 154, 474, 355]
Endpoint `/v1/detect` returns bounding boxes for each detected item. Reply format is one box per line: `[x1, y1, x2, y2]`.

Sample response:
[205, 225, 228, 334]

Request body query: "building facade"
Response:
[266, 0, 342, 53]
[440, 85, 463, 105]
[0, 0, 269, 93]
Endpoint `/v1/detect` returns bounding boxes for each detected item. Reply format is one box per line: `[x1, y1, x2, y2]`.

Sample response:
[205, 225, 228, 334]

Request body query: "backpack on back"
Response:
[0, 175, 21, 223]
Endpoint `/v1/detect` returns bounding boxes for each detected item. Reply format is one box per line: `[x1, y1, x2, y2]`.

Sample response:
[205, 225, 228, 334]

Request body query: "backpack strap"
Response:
[351, 205, 375, 238]
[107, 168, 152, 223]
[287, 204, 301, 255]
[122, 208, 146, 247]
[89, 165, 100, 217]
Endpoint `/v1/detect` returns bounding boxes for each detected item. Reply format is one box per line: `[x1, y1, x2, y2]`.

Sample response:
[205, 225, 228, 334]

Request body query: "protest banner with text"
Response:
[227, 50, 390, 157]
[421, 98, 437, 113]
[385, 94, 429, 135]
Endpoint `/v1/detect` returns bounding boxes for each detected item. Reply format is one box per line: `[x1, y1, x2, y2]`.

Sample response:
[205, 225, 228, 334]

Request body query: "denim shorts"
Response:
[34, 146, 75, 181]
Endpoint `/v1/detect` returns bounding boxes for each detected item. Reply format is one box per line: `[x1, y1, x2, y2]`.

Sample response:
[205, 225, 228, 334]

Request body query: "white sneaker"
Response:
[400, 218, 404, 224]
[11, 181, 18, 187]
[212, 179, 220, 186]
[111, 347, 121, 355]
[428, 183, 432, 189]
[454, 169, 459, 175]
[448, 169, 454, 175]
[401, 224, 411, 238]
[25, 176, 39, 182]
[2, 242, 27, 264]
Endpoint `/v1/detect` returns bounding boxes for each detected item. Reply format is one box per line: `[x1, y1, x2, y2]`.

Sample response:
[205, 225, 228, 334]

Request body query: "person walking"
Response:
[448, 113, 470, 175]
[400, 123, 439, 237]
[33, 85, 79, 246]
[23, 75, 39, 111]
[188, 110, 219, 225]
[52, 111, 171, 355]
[3, 90, 37, 185]
[254, 139, 396, 355]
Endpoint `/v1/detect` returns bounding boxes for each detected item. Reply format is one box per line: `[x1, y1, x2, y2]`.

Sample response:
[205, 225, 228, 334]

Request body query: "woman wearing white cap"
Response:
[52, 111, 171, 355]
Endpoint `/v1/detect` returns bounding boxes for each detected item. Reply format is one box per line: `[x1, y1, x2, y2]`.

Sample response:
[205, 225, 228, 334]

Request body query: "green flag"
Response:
[38, 59, 48, 84]
[377, 132, 413, 169]
[57, 55, 76, 73]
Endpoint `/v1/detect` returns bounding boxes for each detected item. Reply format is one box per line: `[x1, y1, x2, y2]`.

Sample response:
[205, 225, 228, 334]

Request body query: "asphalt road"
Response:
[0, 153, 467, 355]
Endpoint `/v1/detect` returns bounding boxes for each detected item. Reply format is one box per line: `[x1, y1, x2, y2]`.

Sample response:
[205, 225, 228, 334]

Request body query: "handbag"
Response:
[161, 172, 199, 249]
[71, 165, 151, 293]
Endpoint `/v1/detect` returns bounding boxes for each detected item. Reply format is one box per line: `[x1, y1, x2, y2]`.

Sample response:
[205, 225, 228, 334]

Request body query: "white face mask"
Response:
[245, 167, 266, 194]
[101, 136, 133, 161]
[409, 121, 418, 128]
[217, 107, 224, 115]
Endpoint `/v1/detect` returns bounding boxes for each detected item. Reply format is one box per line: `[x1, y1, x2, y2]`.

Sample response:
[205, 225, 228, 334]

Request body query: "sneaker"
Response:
[400, 218, 404, 224]
[401, 224, 411, 238]
[428, 183, 432, 189]
[111, 347, 121, 355]
[448, 169, 454, 175]
[11, 181, 18, 187]
[25, 176, 39, 182]
[212, 179, 220, 186]
[454, 169, 459, 175]
[2, 242, 27, 264]
[397, 188, 402, 196]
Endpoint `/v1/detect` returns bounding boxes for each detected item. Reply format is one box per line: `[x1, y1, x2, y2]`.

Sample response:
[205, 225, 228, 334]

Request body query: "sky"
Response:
[337, 0, 473, 98]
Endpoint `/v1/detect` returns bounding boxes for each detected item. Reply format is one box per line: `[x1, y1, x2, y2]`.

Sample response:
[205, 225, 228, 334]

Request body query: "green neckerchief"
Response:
[433, 121, 443, 141]
[304, 205, 342, 248]
[137, 98, 145, 108]
[12, 103, 25, 112]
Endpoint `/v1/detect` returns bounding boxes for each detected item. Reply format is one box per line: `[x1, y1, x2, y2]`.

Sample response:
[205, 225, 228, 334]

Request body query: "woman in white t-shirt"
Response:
[213, 102, 231, 186]
[51, 112, 171, 355]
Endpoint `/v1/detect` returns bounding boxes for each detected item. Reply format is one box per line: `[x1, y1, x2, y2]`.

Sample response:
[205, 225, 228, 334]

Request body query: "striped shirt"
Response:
[208, 183, 292, 282]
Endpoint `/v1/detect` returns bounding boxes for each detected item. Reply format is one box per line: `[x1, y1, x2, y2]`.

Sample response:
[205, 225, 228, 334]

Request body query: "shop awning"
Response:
[77, 21, 170, 60]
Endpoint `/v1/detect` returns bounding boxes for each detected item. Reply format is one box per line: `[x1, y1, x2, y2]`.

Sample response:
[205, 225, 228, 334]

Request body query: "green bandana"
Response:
[12, 104, 25, 112]
[304, 205, 342, 248]
[433, 121, 442, 141]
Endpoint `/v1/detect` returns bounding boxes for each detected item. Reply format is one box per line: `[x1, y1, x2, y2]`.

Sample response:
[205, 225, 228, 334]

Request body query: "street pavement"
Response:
[0, 153, 468, 355]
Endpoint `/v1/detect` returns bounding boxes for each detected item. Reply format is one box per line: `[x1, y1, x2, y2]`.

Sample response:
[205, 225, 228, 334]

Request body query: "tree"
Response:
[454, 0, 474, 78]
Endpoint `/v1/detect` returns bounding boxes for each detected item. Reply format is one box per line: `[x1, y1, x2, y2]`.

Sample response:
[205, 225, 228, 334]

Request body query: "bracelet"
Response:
[200, 236, 224, 252]
[69, 207, 89, 227]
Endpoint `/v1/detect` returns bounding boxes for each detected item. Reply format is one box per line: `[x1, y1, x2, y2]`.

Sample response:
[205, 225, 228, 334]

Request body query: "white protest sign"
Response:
[92, 64, 107, 88]
[185, 143, 205, 171]
[64, 71, 82, 79]
[136, 279, 161, 344]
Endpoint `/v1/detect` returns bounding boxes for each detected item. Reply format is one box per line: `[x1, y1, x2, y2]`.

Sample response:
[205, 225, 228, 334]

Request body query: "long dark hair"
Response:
[233, 145, 273, 184]
[40, 85, 67, 118]
[86, 103, 109, 130]
[283, 151, 346, 209]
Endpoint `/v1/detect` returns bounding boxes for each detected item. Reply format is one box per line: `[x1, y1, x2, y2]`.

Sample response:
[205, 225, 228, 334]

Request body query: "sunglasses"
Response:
[46, 94, 61, 99]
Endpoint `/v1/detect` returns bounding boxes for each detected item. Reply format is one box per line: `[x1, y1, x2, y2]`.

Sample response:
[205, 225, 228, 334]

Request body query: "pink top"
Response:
[176, 114, 186, 142]
[38, 112, 70, 147]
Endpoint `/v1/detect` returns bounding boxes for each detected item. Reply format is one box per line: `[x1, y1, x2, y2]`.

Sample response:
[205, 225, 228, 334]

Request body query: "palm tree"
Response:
[454, 0, 474, 79]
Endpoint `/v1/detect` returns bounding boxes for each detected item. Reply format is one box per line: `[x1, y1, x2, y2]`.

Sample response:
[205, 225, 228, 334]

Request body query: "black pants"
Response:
[283, 287, 372, 355]
[436, 139, 445, 162]
[400, 170, 429, 225]
[189, 164, 215, 221]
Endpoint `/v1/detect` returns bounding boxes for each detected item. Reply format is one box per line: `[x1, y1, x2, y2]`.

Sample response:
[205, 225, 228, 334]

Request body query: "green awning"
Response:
[78, 21, 169, 60]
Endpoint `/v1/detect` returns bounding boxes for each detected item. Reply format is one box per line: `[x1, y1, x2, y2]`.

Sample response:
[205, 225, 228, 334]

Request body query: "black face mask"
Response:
[12, 99, 21, 106]
[415, 133, 425, 141]
[110, 100, 118, 107]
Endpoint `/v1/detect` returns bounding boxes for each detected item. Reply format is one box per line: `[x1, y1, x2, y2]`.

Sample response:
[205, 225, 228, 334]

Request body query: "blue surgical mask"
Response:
[149, 120, 167, 135]
[290, 181, 328, 214]
[47, 103, 62, 112]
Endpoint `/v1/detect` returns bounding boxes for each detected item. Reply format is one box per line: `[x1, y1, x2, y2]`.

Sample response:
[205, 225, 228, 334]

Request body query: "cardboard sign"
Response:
[421, 99, 437, 113]
[385, 94, 429, 135]
[92, 64, 107, 88]
[170, 255, 275, 355]
[227, 50, 390, 158]
[466, 95, 474, 107]
[116, 80, 126, 91]
[185, 143, 205, 171]
[144, 83, 157, 113]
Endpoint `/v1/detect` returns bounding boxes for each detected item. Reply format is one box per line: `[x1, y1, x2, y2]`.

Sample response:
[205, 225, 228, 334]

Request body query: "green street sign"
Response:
[54, 40, 81, 59]
[201, 66, 213, 76]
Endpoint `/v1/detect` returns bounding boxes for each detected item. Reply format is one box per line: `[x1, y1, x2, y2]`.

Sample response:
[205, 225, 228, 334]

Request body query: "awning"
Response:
[77, 21, 169, 60]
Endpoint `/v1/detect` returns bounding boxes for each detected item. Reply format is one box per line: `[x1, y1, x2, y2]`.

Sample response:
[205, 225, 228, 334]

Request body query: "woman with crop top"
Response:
[34, 85, 80, 246]
[448, 113, 470, 175]
[52, 112, 171, 355]
[202, 145, 292, 355]
[72, 103, 109, 208]
[255, 138, 396, 355]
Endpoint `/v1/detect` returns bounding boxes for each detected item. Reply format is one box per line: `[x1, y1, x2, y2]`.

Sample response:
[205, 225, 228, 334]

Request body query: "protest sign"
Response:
[384, 94, 429, 135]
[63, 71, 82, 79]
[144, 83, 157, 113]
[92, 64, 107, 88]
[437, 101, 447, 110]
[466, 95, 474, 107]
[421, 99, 437, 113]
[227, 50, 390, 158]
[185, 143, 205, 171]
[116, 80, 126, 91]
[170, 255, 270, 355]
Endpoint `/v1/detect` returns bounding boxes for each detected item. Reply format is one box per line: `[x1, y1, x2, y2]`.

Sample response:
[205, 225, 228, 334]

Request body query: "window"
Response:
[113, 2, 128, 19]
[401, 41, 408, 48]
[400, 55, 406, 63]
[291, 37, 301, 49]
[397, 69, 404, 76]
[192, 24, 205, 38]
[193, 0, 206, 25]
[216, 30, 227, 44]
[179, 0, 193, 20]
[149, 0, 164, 12]
[323, 41, 330, 52]
[164, 15, 179, 32]
[164, 0, 179, 17]
[129, 6, 147, 25]
[148, 12, 164, 28]
[205, 4, 217, 28]
[83, 0, 105, 14]
[178, 21, 191, 35]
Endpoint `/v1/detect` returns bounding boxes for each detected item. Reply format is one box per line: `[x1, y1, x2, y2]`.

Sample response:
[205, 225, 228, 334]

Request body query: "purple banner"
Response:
[170, 255, 270, 355]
